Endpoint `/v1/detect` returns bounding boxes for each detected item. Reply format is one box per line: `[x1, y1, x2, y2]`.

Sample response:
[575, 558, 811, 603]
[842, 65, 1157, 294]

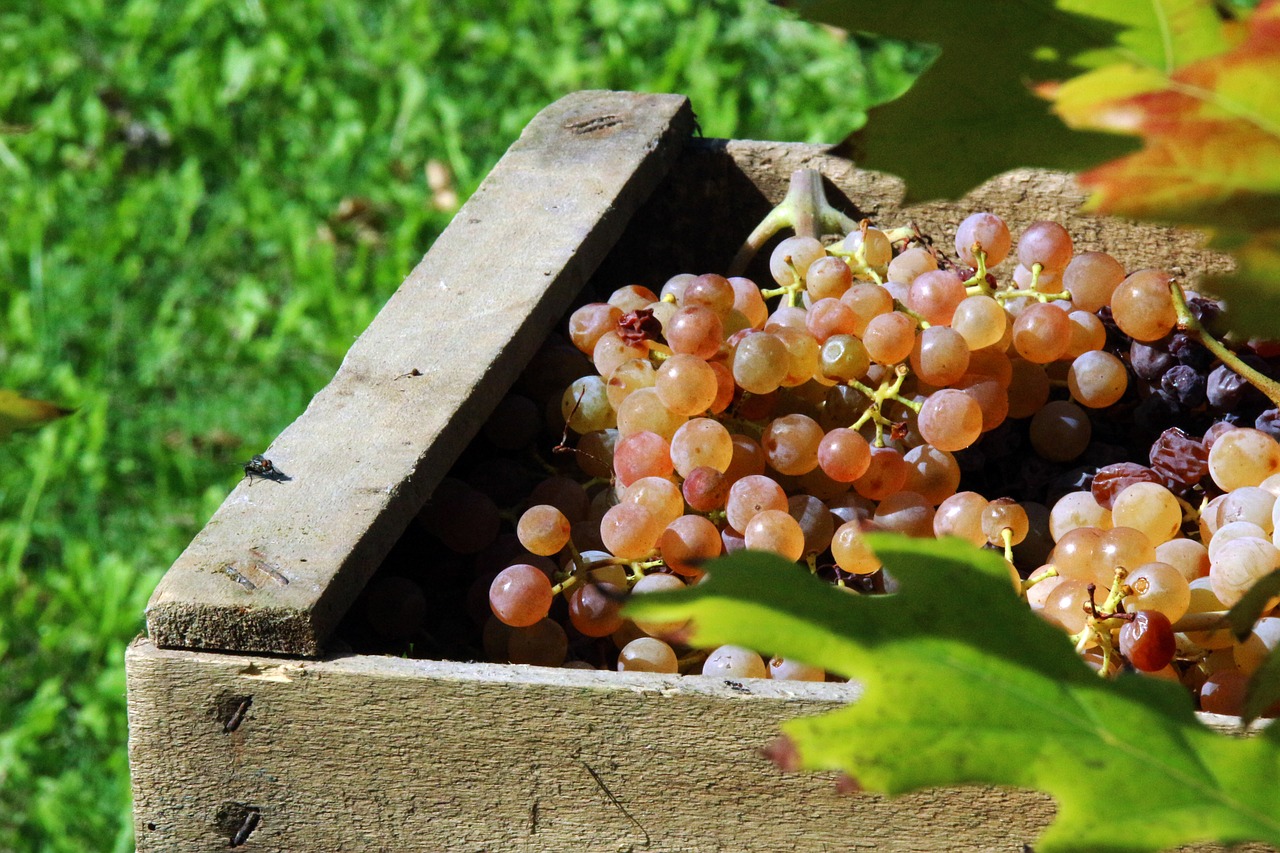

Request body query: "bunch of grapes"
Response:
[342, 183, 1280, 716]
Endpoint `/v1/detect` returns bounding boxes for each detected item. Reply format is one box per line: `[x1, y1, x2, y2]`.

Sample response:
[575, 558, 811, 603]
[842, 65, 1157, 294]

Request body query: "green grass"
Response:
[0, 2, 925, 849]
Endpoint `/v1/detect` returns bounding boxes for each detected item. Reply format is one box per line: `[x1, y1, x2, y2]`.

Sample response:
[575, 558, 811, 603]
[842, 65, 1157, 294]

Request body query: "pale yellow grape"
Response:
[592, 330, 648, 378]
[608, 284, 658, 313]
[659, 515, 722, 577]
[805, 255, 854, 300]
[1100, 526, 1156, 577]
[1220, 486, 1276, 534]
[887, 246, 938, 284]
[831, 520, 881, 574]
[661, 273, 696, 302]
[1183, 577, 1235, 649]
[917, 389, 983, 452]
[733, 332, 790, 394]
[729, 276, 769, 328]
[1063, 251, 1125, 313]
[1260, 472, 1280, 498]
[1012, 303, 1071, 363]
[1064, 310, 1107, 357]
[1111, 481, 1182, 545]
[1025, 565, 1066, 611]
[950, 294, 1007, 350]
[561, 375, 616, 434]
[762, 413, 824, 476]
[863, 312, 917, 365]
[1049, 491, 1112, 541]
[1066, 350, 1128, 408]
[702, 645, 768, 679]
[768, 657, 826, 682]
[1208, 427, 1280, 490]
[743, 509, 806, 561]
[655, 354, 719, 416]
[910, 326, 970, 386]
[982, 498, 1029, 546]
[1207, 521, 1267, 562]
[1122, 561, 1191, 622]
[1209, 536, 1280, 606]
[770, 236, 826, 286]
[617, 637, 679, 674]
[726, 474, 788, 533]
[806, 298, 859, 341]
[630, 573, 688, 639]
[1110, 269, 1177, 342]
[682, 273, 736, 316]
[1199, 494, 1227, 541]
[616, 387, 686, 441]
[874, 491, 935, 537]
[666, 305, 724, 360]
[841, 283, 894, 332]
[1155, 537, 1210, 582]
[1050, 526, 1109, 587]
[1039, 579, 1100, 638]
[773, 327, 823, 387]
[820, 334, 871, 383]
[669, 418, 733, 478]
[1233, 617, 1280, 675]
[599, 502, 665, 560]
[844, 227, 893, 268]
[604, 356, 655, 409]
[622, 477, 685, 528]
[934, 491, 989, 545]
[516, 505, 572, 556]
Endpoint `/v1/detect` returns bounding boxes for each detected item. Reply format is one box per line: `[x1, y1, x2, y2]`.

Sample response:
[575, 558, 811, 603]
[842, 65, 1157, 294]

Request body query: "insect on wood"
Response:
[241, 454, 290, 485]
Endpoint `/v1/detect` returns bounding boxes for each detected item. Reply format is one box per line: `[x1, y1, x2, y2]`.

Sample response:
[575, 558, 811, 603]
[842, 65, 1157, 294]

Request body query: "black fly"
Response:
[242, 454, 290, 485]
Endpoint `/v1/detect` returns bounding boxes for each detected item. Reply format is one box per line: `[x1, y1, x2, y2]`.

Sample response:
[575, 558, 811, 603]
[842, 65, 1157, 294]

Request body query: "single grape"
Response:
[1067, 350, 1127, 408]
[1016, 221, 1073, 273]
[934, 491, 989, 545]
[917, 389, 983, 452]
[770, 236, 826, 286]
[1119, 611, 1176, 672]
[955, 212, 1011, 267]
[1063, 251, 1125, 313]
[702, 645, 768, 679]
[617, 636, 679, 673]
[1029, 400, 1091, 462]
[1110, 269, 1177, 342]
[517, 505, 572, 556]
[886, 246, 938, 284]
[489, 564, 554, 628]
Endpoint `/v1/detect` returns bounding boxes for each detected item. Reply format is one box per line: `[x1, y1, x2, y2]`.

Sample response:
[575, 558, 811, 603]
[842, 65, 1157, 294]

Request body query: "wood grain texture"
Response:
[127, 640, 1272, 853]
[145, 90, 697, 656]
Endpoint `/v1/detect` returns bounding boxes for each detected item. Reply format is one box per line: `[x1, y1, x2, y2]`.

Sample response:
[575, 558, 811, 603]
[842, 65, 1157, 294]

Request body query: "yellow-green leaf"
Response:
[0, 390, 72, 439]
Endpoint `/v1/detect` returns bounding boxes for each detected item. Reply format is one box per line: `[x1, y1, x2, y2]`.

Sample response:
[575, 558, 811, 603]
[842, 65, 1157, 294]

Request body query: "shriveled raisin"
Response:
[1091, 462, 1164, 510]
[1149, 427, 1208, 488]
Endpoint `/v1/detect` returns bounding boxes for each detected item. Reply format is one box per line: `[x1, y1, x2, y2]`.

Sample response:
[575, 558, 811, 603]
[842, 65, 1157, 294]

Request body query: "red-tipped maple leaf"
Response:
[1070, 0, 1280, 225]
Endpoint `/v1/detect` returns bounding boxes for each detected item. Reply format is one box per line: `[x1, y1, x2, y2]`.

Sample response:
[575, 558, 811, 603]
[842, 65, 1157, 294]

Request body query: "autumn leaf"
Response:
[789, 0, 1232, 201]
[1057, 0, 1280, 333]
[0, 390, 73, 439]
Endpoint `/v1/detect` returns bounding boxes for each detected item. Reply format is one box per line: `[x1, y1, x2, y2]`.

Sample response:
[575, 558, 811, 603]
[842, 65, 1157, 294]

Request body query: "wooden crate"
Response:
[127, 90, 1262, 852]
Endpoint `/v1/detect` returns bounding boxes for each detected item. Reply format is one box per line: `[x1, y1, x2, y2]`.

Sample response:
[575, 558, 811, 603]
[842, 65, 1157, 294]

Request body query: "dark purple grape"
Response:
[1129, 340, 1176, 382]
[1206, 364, 1248, 410]
[1256, 408, 1280, 442]
[1160, 364, 1207, 408]
[1168, 333, 1211, 371]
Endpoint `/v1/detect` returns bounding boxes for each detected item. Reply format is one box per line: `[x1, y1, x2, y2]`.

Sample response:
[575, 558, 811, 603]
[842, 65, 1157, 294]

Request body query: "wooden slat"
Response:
[145, 90, 697, 656]
[126, 639, 1272, 853]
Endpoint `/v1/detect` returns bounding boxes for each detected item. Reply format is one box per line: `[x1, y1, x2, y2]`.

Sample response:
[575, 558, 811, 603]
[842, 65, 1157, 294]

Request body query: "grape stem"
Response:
[1169, 281, 1280, 408]
[850, 365, 918, 446]
[728, 169, 858, 275]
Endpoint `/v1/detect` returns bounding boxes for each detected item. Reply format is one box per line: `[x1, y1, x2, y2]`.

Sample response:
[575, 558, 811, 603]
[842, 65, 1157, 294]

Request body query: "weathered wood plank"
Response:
[145, 90, 697, 656]
[126, 639, 1272, 853]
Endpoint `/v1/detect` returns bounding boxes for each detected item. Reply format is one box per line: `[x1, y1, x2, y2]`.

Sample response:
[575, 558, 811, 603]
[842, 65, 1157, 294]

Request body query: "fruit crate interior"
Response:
[127, 90, 1257, 853]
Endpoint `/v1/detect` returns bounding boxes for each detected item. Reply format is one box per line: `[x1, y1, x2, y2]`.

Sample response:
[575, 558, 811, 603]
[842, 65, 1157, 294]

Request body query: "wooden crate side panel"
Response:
[128, 640, 1067, 852]
[145, 90, 696, 657]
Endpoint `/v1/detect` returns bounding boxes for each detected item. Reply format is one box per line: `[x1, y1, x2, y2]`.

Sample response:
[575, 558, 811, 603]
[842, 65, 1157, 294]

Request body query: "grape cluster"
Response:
[340, 194, 1280, 716]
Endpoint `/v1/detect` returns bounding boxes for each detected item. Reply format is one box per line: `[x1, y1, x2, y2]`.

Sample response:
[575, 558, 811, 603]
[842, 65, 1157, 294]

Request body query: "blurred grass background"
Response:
[0, 1, 926, 848]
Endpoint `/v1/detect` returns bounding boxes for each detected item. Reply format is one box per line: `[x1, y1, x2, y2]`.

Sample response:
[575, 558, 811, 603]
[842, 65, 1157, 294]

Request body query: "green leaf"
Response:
[790, 0, 1231, 201]
[0, 390, 72, 439]
[1244, 645, 1280, 723]
[1225, 568, 1280, 640]
[626, 536, 1280, 853]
